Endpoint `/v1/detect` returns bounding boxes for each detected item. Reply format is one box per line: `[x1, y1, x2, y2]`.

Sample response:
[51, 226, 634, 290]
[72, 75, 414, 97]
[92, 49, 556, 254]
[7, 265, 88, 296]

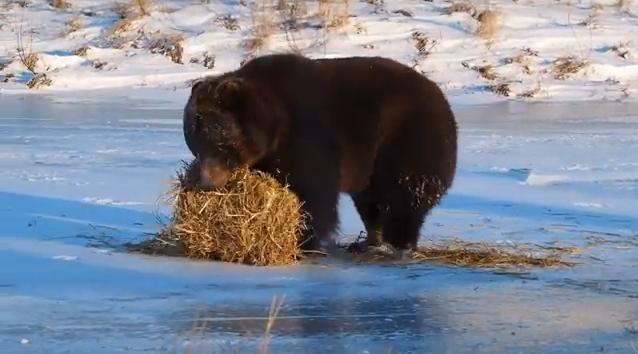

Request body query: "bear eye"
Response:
[194, 112, 203, 132]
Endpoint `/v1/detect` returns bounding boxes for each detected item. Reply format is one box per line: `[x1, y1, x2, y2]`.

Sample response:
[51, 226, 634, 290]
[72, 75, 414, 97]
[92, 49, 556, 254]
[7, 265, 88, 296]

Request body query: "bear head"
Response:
[183, 76, 282, 189]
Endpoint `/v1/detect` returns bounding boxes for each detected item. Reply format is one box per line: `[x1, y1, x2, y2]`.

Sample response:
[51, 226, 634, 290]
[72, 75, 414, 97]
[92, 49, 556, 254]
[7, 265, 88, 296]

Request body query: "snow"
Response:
[1, 1, 638, 352]
[1, 0, 638, 104]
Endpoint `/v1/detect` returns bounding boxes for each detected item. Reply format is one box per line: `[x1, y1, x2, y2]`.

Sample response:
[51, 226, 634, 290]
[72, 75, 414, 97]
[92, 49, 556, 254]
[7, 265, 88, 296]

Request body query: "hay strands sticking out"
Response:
[142, 160, 307, 266]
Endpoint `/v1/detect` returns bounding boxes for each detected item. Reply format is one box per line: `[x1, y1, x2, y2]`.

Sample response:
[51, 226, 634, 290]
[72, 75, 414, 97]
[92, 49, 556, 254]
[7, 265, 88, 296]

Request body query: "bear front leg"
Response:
[281, 140, 340, 251]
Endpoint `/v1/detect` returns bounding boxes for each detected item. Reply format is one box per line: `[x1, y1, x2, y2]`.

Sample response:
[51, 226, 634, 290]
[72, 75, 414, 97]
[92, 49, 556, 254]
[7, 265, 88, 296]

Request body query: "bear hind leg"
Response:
[351, 187, 384, 247]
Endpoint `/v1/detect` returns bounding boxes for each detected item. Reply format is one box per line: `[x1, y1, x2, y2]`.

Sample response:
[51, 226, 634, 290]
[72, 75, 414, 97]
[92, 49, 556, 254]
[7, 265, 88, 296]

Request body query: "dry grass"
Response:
[74, 46, 90, 57]
[26, 73, 52, 89]
[65, 16, 84, 33]
[133, 160, 305, 266]
[215, 14, 241, 31]
[149, 34, 184, 64]
[259, 295, 284, 354]
[552, 56, 587, 80]
[108, 17, 134, 37]
[16, 26, 38, 74]
[617, 0, 633, 10]
[180, 295, 283, 354]
[472, 64, 497, 80]
[130, 0, 152, 16]
[476, 9, 500, 39]
[50, 0, 70, 9]
[444, 1, 477, 17]
[608, 42, 630, 59]
[411, 31, 438, 58]
[319, 0, 351, 30]
[189, 52, 216, 69]
[490, 82, 510, 96]
[352, 239, 574, 268]
[243, 0, 277, 53]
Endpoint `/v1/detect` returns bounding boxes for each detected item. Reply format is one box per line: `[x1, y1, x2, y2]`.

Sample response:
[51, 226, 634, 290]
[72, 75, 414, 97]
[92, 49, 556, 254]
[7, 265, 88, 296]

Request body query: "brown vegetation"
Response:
[552, 56, 587, 80]
[351, 239, 574, 268]
[476, 9, 500, 39]
[411, 31, 438, 58]
[51, 0, 70, 9]
[149, 34, 184, 64]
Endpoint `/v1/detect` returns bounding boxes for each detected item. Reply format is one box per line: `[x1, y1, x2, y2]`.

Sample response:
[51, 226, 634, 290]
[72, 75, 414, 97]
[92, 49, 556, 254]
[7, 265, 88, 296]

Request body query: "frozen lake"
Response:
[1, 93, 637, 353]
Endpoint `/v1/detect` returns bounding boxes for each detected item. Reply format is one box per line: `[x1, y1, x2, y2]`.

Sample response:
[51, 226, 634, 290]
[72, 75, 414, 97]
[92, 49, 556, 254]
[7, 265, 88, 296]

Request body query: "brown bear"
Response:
[183, 53, 457, 251]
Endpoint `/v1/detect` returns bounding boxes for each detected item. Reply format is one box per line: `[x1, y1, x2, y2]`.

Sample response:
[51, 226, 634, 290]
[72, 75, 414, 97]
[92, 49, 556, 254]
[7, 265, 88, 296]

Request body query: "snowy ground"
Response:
[1, 0, 638, 104]
[1, 93, 637, 353]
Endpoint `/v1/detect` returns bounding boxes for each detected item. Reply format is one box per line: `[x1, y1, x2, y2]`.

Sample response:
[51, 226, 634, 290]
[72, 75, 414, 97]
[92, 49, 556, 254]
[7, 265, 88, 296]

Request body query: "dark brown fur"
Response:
[183, 54, 457, 250]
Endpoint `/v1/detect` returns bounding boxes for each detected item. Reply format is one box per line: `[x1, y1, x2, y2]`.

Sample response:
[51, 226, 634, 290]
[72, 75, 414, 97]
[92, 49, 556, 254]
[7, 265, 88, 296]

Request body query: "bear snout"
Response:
[198, 157, 232, 190]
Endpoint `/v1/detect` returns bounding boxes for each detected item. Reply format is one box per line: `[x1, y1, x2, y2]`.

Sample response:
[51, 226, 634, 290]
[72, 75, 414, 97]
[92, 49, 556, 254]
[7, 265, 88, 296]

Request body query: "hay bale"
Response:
[151, 160, 306, 266]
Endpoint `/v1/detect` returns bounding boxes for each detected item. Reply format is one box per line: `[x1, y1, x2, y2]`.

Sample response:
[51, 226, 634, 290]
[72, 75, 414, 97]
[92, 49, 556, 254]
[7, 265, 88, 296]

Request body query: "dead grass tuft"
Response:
[65, 16, 84, 33]
[108, 17, 134, 37]
[149, 34, 184, 64]
[130, 0, 152, 16]
[113, 0, 152, 20]
[608, 42, 630, 59]
[215, 14, 241, 31]
[132, 160, 306, 266]
[476, 9, 500, 39]
[73, 46, 90, 57]
[393, 9, 412, 17]
[189, 52, 216, 69]
[444, 1, 477, 17]
[243, 0, 277, 54]
[411, 31, 438, 58]
[552, 56, 587, 80]
[21, 52, 39, 73]
[319, 0, 351, 30]
[490, 82, 510, 96]
[50, 0, 70, 9]
[16, 27, 38, 74]
[617, 0, 633, 10]
[466, 63, 497, 80]
[26, 73, 52, 89]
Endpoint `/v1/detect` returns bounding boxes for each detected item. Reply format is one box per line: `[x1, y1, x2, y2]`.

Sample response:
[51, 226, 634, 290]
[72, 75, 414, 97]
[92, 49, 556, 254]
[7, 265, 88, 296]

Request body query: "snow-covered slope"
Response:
[1, 0, 638, 105]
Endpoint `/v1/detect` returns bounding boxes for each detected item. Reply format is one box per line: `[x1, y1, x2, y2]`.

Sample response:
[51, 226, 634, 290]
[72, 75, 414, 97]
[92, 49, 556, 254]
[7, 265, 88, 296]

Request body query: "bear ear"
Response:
[190, 78, 205, 92]
[214, 78, 244, 109]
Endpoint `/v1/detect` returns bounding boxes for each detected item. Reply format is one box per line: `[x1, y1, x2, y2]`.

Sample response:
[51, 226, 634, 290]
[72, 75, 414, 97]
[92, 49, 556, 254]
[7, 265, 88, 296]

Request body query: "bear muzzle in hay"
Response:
[154, 160, 306, 266]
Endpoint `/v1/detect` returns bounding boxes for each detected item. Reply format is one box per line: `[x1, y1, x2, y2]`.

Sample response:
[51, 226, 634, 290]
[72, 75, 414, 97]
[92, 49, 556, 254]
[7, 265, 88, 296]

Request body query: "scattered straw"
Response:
[135, 160, 305, 266]
[349, 239, 574, 268]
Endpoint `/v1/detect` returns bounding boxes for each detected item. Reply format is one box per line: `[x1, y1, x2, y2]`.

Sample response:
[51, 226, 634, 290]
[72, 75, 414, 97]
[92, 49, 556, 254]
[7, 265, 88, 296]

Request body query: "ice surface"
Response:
[1, 94, 637, 353]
